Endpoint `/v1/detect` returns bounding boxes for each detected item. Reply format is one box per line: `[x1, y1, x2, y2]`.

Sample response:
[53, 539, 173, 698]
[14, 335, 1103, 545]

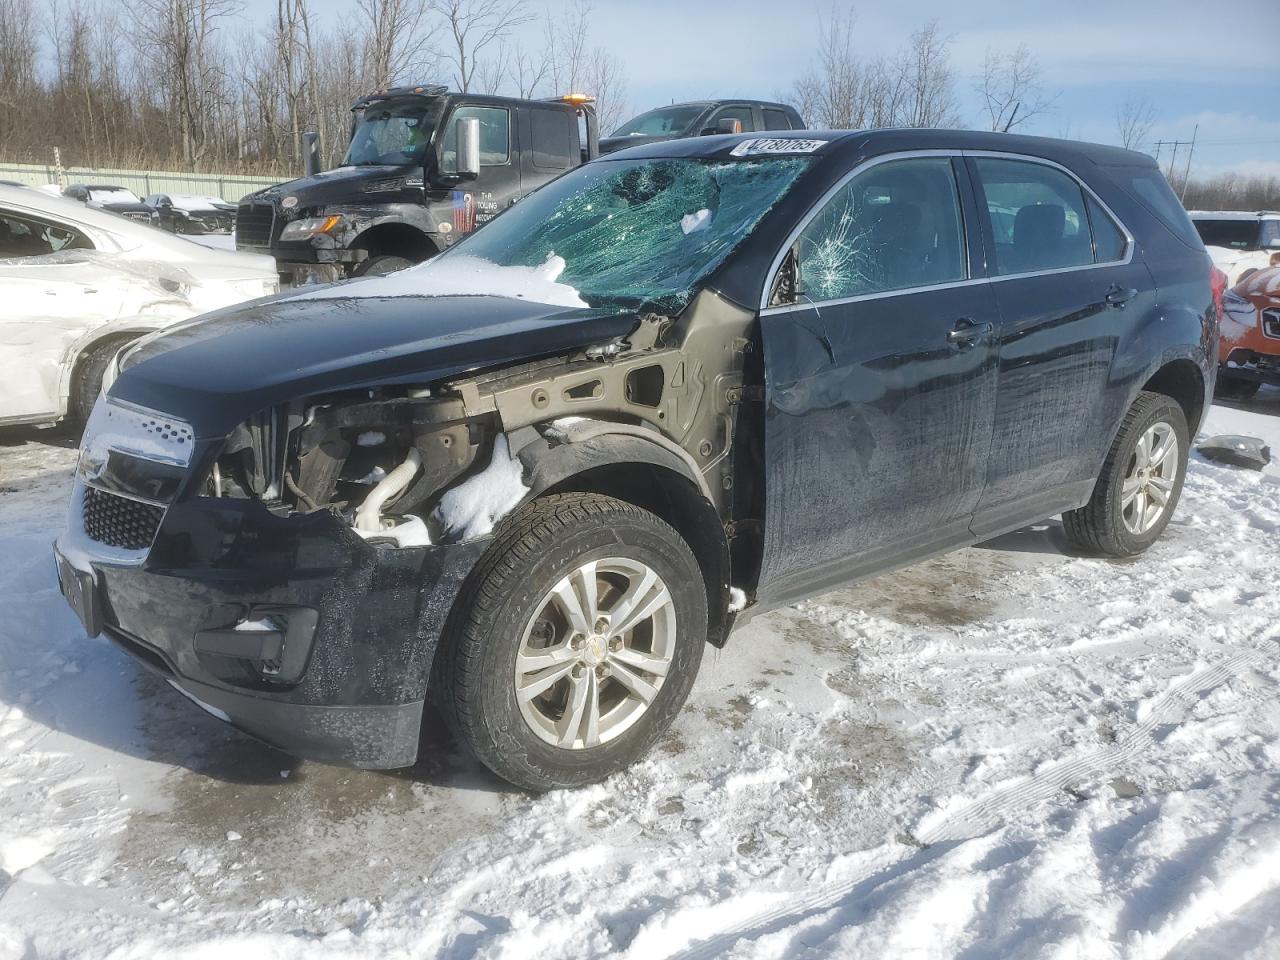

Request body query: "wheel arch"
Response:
[58, 327, 154, 410]
[513, 429, 735, 647]
[1140, 357, 1207, 436]
[351, 221, 440, 263]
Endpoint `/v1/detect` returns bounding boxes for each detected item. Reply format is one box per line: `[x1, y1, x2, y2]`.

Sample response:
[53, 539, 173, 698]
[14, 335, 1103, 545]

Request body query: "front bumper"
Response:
[56, 487, 488, 768]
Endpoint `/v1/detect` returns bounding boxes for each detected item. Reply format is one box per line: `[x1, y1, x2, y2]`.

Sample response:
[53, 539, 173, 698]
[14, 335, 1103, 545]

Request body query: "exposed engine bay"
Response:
[202, 289, 761, 558]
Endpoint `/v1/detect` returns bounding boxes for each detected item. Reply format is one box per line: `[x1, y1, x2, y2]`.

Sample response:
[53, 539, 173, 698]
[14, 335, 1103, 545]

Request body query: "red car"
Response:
[1218, 266, 1280, 399]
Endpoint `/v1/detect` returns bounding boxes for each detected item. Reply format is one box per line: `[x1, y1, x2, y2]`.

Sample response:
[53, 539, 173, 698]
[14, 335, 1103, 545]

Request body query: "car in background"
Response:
[1218, 265, 1280, 399]
[598, 100, 804, 154]
[1189, 211, 1280, 286]
[0, 183, 278, 428]
[63, 184, 160, 227]
[144, 193, 236, 235]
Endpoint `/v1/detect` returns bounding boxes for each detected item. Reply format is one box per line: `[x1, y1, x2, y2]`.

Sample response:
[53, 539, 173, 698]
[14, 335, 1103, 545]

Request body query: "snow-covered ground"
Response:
[1, 391, 1278, 959]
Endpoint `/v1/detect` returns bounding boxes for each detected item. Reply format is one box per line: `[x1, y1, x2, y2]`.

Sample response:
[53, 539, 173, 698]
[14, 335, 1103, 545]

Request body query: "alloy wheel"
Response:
[1121, 421, 1179, 535]
[515, 557, 676, 750]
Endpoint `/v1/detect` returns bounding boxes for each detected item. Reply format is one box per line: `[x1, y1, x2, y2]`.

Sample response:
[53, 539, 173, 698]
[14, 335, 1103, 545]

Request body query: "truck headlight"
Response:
[279, 215, 345, 242]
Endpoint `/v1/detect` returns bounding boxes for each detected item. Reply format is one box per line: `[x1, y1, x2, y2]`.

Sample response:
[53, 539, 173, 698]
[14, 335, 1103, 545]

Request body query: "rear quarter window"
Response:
[1108, 166, 1203, 250]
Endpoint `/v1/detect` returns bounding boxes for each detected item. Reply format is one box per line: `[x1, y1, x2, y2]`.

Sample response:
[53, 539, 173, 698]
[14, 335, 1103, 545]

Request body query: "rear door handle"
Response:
[1105, 284, 1137, 308]
[947, 318, 994, 346]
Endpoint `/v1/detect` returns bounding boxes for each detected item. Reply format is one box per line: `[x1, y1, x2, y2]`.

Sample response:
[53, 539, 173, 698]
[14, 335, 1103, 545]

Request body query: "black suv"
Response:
[599, 100, 804, 154]
[63, 184, 159, 226]
[55, 130, 1217, 791]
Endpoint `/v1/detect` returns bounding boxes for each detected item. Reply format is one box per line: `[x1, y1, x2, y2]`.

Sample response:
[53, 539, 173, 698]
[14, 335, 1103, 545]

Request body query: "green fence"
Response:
[0, 161, 284, 203]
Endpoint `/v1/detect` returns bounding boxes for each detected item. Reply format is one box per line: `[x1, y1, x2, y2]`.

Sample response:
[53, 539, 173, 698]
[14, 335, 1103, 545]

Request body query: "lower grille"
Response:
[83, 487, 164, 550]
[235, 203, 276, 246]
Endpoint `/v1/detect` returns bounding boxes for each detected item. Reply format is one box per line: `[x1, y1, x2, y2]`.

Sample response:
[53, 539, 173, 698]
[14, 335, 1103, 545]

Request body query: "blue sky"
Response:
[278, 0, 1280, 178]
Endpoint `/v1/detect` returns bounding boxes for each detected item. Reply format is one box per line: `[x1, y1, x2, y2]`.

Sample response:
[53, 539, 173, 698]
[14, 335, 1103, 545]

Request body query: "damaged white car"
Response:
[0, 184, 278, 427]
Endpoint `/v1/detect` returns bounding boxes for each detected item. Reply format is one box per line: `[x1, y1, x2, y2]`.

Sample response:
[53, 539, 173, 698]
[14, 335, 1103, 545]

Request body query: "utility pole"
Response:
[1179, 124, 1199, 202]
[1152, 137, 1195, 186]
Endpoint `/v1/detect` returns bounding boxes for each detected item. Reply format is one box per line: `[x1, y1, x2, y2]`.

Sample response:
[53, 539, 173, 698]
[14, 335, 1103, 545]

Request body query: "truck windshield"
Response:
[344, 99, 443, 166]
[1193, 219, 1260, 251]
[449, 156, 811, 310]
[611, 106, 705, 138]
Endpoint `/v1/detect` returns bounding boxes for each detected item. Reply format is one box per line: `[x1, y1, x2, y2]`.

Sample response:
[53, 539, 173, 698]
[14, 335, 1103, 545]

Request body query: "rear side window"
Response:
[793, 156, 966, 301]
[530, 108, 574, 171]
[763, 108, 793, 131]
[1113, 167, 1203, 249]
[1086, 195, 1128, 263]
[0, 212, 91, 258]
[974, 158, 1093, 275]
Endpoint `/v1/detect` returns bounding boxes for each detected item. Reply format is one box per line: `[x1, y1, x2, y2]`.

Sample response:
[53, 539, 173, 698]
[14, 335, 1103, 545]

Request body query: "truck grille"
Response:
[236, 203, 276, 247]
[82, 487, 164, 550]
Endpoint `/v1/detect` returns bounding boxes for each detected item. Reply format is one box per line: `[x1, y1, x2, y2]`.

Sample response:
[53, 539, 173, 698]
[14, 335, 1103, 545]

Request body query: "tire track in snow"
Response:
[664, 635, 1277, 960]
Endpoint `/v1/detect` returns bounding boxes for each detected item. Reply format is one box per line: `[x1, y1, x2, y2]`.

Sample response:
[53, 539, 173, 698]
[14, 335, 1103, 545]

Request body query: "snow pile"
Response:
[433, 434, 529, 540]
[0, 397, 1279, 958]
[315, 253, 589, 309]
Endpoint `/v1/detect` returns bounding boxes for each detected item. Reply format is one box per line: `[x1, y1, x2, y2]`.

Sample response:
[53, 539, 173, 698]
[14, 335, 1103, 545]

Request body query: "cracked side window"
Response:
[790, 157, 966, 303]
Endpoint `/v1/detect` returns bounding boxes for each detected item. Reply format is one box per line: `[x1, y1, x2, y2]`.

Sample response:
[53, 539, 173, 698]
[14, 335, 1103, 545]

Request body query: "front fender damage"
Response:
[201, 287, 761, 633]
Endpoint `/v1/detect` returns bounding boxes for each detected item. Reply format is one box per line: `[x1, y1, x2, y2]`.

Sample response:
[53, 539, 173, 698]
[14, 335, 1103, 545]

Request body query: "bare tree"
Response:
[893, 21, 959, 128]
[359, 0, 433, 89]
[792, 8, 864, 128]
[977, 43, 1057, 133]
[544, 0, 592, 95]
[1115, 98, 1157, 151]
[508, 41, 550, 98]
[586, 47, 627, 133]
[433, 0, 532, 93]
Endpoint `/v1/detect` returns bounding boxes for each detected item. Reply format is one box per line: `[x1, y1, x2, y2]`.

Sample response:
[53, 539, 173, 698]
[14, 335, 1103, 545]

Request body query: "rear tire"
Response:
[70, 339, 131, 429]
[1215, 375, 1261, 401]
[433, 493, 707, 792]
[1063, 391, 1189, 557]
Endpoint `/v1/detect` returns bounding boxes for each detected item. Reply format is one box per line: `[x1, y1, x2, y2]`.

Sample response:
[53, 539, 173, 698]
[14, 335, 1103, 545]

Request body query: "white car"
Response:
[0, 184, 278, 427]
[1189, 211, 1280, 287]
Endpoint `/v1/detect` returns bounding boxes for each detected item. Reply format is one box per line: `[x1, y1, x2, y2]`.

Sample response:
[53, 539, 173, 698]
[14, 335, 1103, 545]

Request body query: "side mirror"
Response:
[455, 117, 481, 180]
[710, 118, 744, 135]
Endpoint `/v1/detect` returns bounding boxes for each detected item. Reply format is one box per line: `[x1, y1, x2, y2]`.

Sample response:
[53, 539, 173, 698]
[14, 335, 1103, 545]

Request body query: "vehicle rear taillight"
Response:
[1210, 265, 1228, 320]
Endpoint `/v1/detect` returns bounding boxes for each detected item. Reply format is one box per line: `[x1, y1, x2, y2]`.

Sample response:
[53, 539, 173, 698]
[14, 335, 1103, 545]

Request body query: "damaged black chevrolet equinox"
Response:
[56, 130, 1218, 791]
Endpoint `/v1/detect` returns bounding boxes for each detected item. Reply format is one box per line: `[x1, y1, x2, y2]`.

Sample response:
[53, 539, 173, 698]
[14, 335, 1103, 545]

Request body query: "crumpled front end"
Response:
[54, 396, 490, 768]
[1220, 273, 1280, 388]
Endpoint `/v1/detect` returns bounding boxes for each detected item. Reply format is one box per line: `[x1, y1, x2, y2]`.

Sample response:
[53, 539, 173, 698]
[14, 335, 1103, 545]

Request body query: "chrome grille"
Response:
[82, 487, 164, 550]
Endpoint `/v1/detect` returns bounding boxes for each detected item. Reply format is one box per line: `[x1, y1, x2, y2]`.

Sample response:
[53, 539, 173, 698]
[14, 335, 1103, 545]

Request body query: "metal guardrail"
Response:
[0, 161, 282, 203]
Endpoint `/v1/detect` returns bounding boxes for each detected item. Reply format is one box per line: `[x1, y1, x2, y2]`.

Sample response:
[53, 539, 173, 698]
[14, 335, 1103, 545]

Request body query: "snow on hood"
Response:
[296, 254, 589, 309]
[168, 195, 230, 211]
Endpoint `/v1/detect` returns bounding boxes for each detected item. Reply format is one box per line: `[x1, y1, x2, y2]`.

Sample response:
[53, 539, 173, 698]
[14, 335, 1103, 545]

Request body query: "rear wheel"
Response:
[70, 338, 131, 429]
[433, 493, 707, 792]
[1063, 391, 1189, 557]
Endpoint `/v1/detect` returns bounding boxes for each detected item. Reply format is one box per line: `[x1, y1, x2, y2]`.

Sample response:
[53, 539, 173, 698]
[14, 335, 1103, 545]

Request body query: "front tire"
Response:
[434, 493, 707, 792]
[354, 255, 413, 277]
[1063, 391, 1189, 557]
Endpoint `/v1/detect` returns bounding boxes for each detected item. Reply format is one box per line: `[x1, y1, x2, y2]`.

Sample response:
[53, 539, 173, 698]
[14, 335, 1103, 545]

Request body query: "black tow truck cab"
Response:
[236, 85, 599, 282]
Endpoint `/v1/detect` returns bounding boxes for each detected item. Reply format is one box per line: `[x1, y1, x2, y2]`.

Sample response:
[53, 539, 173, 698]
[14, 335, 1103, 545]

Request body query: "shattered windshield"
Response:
[344, 99, 443, 166]
[611, 106, 705, 138]
[448, 156, 811, 310]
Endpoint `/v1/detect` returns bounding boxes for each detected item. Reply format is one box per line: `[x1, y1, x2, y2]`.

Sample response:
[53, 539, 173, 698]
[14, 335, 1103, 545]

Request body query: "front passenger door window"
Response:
[792, 156, 967, 302]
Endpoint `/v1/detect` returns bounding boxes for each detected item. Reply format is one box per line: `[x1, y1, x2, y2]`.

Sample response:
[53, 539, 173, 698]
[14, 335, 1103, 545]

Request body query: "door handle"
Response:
[1105, 284, 1137, 308]
[946, 318, 993, 346]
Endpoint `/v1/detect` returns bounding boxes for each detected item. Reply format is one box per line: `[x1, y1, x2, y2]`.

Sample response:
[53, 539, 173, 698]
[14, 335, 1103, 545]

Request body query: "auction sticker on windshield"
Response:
[730, 138, 827, 156]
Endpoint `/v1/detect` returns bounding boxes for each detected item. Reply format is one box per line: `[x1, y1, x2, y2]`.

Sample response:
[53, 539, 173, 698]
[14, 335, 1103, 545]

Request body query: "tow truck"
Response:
[236, 86, 599, 282]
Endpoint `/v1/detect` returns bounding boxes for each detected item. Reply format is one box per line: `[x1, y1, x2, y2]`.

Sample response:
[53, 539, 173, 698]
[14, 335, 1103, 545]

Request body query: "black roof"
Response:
[351, 86, 579, 112]
[600, 128, 1154, 168]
